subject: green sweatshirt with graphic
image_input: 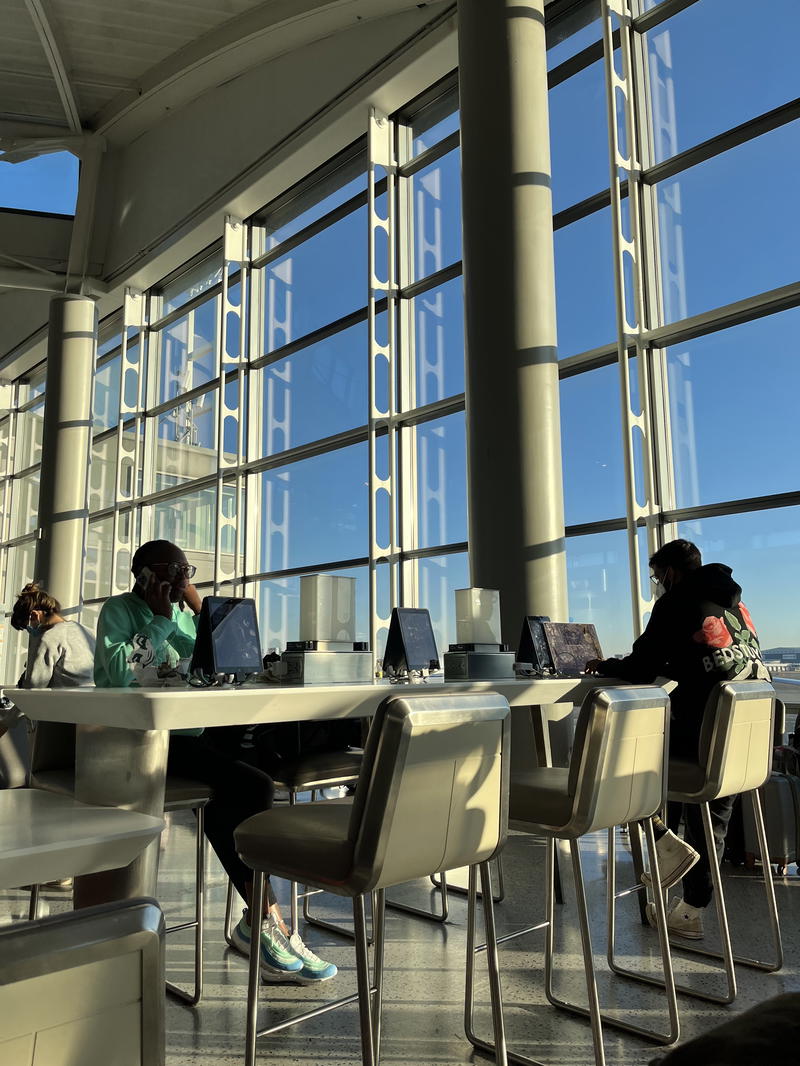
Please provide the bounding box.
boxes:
[94,591,202,735]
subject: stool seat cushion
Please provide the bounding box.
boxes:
[273,750,363,790]
[163,778,213,811]
[236,798,355,893]
[509,768,572,832]
[667,759,707,800]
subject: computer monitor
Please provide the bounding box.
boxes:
[190,597,263,681]
[382,607,440,676]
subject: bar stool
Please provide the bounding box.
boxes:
[609,678,781,1005]
[466,685,676,1066]
[223,746,364,943]
[234,690,512,1066]
[0,898,164,1066]
[25,720,212,1006]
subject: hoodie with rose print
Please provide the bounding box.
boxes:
[593,563,770,751]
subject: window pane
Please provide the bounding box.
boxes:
[411,148,462,283]
[555,207,615,358]
[94,355,121,432]
[11,472,39,538]
[411,108,459,158]
[85,518,113,601]
[549,58,608,213]
[256,565,369,652]
[262,207,367,354]
[18,369,46,406]
[547,4,601,69]
[153,391,218,490]
[89,437,118,512]
[263,161,367,252]
[416,413,467,550]
[407,275,465,407]
[152,488,217,582]
[16,403,45,469]
[7,540,36,603]
[646,0,800,163]
[657,121,800,322]
[256,444,368,573]
[417,551,469,658]
[668,309,800,509]
[159,257,223,319]
[560,364,625,525]
[154,299,218,405]
[0,152,79,214]
[566,529,634,656]
[258,322,367,456]
[0,417,10,474]
[678,508,800,653]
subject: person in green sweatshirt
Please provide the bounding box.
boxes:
[94,538,337,984]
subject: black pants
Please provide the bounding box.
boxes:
[667,717,735,909]
[167,731,276,906]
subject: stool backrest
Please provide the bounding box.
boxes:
[698,680,775,799]
[566,686,670,836]
[0,898,164,1066]
[347,692,510,893]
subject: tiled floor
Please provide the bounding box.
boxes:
[2,810,798,1065]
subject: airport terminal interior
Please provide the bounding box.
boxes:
[1,0,799,1063]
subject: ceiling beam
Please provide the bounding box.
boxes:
[24,0,82,134]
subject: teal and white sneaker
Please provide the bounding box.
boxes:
[288,931,338,983]
[230,912,304,982]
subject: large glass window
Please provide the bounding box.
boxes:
[555,207,616,358]
[566,530,634,657]
[646,0,800,163]
[656,121,800,322]
[560,364,626,526]
[255,443,368,574]
[667,308,800,509]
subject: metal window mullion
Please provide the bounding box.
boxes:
[368,108,399,670]
[214,217,247,593]
[139,293,157,544]
[396,119,420,610]
[107,289,143,594]
[633,6,679,547]
[602,0,659,637]
[244,233,264,599]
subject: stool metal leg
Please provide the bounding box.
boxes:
[385,869,449,923]
[354,892,376,1066]
[464,861,522,1066]
[288,790,300,934]
[245,869,267,1066]
[224,877,236,946]
[166,805,206,1006]
[28,883,41,920]
[626,820,650,925]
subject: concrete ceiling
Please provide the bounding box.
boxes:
[0,0,455,374]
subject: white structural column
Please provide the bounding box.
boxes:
[458,0,567,640]
[35,295,96,608]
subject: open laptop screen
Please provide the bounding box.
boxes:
[541,622,603,676]
[191,597,262,677]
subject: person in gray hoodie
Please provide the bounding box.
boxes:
[586,539,770,939]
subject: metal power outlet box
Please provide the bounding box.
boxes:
[281,651,373,685]
[443,651,517,681]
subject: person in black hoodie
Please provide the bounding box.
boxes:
[585,539,770,939]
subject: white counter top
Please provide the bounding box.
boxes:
[6,676,600,731]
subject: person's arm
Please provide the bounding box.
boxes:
[585,598,671,682]
[21,631,60,689]
[165,584,201,659]
[94,597,177,687]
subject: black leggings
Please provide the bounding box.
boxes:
[167,731,276,906]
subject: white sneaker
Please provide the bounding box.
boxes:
[641,829,700,891]
[288,931,338,983]
[646,897,705,940]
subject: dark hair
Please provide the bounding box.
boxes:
[131,540,179,575]
[649,539,702,573]
[11,582,61,631]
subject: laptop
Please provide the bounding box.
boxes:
[518,617,603,678]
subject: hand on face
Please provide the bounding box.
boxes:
[143,572,174,620]
[181,583,202,615]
